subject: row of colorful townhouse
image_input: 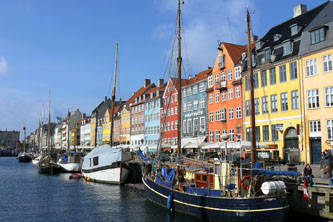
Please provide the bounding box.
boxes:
[29,2,333,164]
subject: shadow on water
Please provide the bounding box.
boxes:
[0,157,330,222]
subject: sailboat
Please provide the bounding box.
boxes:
[38,90,62,174]
[18,125,32,162]
[142,2,289,221]
[81,44,130,184]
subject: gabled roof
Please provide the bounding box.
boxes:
[144,83,167,102]
[223,43,247,65]
[183,68,212,87]
[125,83,155,106]
[258,2,328,50]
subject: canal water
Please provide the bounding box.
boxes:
[0,157,327,222]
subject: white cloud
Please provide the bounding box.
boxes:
[0,56,9,76]
[152,0,257,73]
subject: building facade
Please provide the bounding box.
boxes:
[208,42,246,145]
[182,69,211,146]
[0,130,20,148]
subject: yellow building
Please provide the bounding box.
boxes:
[90,117,96,146]
[120,106,131,144]
[240,3,330,162]
[298,2,333,163]
[102,108,111,144]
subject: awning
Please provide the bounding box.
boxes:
[181,136,206,149]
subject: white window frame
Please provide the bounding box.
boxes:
[236,107,242,119]
[208,75,213,88]
[235,66,241,80]
[215,92,220,103]
[307,89,320,109]
[306,58,317,77]
[323,54,333,73]
[228,88,233,100]
[235,86,241,98]
[325,86,333,107]
[228,70,233,81]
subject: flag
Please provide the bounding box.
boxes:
[303,179,310,203]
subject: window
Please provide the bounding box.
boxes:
[253,73,259,89]
[174,93,178,102]
[327,120,333,140]
[221,72,226,81]
[326,87,333,107]
[229,129,234,142]
[311,28,325,44]
[215,92,220,103]
[271,94,278,113]
[199,98,205,109]
[280,92,288,111]
[228,70,233,81]
[246,128,251,142]
[221,91,226,101]
[216,130,220,142]
[200,117,205,132]
[290,24,298,36]
[236,107,242,119]
[262,96,268,114]
[187,102,192,112]
[209,112,213,122]
[209,94,213,104]
[261,70,267,87]
[245,76,250,91]
[291,90,299,110]
[215,110,221,121]
[270,68,276,85]
[254,98,260,115]
[199,82,205,92]
[193,118,198,134]
[175,107,178,114]
[183,120,186,133]
[193,85,198,94]
[221,108,226,121]
[246,100,251,117]
[271,125,279,141]
[187,87,192,97]
[235,86,241,98]
[208,75,213,88]
[309,120,321,133]
[236,134,241,142]
[229,108,234,120]
[167,122,170,131]
[307,89,320,109]
[283,41,291,55]
[323,54,333,72]
[279,65,287,82]
[222,129,227,135]
[290,61,297,80]
[209,131,214,143]
[187,119,192,133]
[193,100,198,110]
[214,74,219,84]
[175,120,178,129]
[306,58,317,77]
[255,126,260,142]
[171,121,174,130]
[183,103,187,112]
[263,125,269,142]
[235,66,241,80]
[228,88,233,100]
[171,108,174,115]
[93,156,99,166]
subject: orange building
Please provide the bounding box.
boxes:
[207,42,246,144]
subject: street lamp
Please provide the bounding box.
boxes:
[222,134,229,161]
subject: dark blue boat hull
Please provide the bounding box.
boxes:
[143,176,288,222]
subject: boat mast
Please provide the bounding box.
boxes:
[246,9,257,163]
[67,109,70,150]
[176,0,182,156]
[48,90,51,163]
[23,125,26,153]
[110,43,118,147]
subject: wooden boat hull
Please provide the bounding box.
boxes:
[142,176,289,222]
[38,163,62,175]
[18,155,32,162]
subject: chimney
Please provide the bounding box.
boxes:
[157,79,164,87]
[208,66,212,69]
[293,4,307,18]
[144,79,151,87]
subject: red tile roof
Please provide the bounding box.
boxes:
[183,68,212,87]
[124,83,155,106]
[222,42,247,65]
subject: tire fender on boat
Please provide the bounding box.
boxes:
[241,175,251,190]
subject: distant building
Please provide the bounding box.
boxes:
[0,130,20,148]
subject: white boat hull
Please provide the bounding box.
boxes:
[58,163,81,172]
[32,159,40,166]
[82,166,128,184]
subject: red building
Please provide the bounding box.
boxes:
[161,78,188,148]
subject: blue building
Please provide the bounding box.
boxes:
[144,80,165,152]
[181,69,212,148]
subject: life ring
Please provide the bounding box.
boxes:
[241,176,251,190]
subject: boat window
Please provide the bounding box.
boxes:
[89,158,92,167]
[196,174,201,181]
[93,156,99,166]
[203,175,207,181]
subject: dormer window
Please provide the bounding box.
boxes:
[311,27,326,44]
[283,41,292,56]
[255,40,262,50]
[217,54,225,69]
[273,34,282,42]
[290,24,299,36]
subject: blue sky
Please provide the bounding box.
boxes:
[0,0,324,136]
